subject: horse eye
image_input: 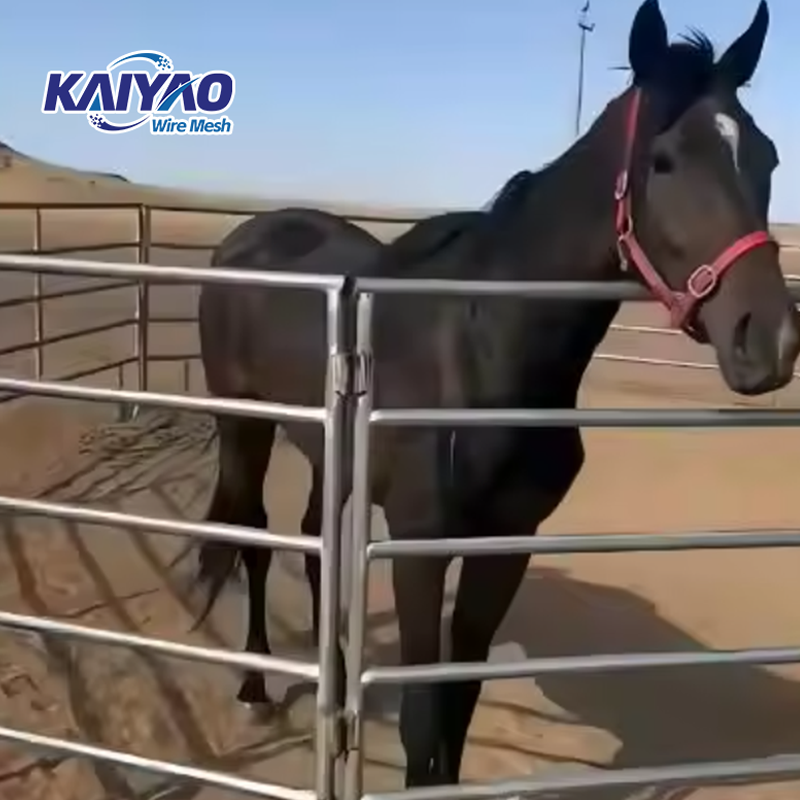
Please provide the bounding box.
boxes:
[652,153,674,174]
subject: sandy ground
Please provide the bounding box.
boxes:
[0,154,800,799]
[3,394,800,800]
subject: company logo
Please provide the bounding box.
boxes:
[42,50,235,136]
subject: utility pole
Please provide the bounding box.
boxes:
[575,1,595,138]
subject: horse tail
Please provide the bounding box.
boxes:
[191,541,243,629]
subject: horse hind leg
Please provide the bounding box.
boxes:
[301,463,346,717]
[197,414,277,710]
[301,464,324,639]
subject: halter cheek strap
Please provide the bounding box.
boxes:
[613,88,777,340]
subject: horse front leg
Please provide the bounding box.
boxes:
[392,553,449,787]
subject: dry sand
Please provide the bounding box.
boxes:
[0,143,798,799]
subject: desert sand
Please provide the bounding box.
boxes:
[0,142,799,800]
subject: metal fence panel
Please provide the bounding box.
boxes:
[342,285,800,800]
[0,250,349,800]
[3,206,800,798]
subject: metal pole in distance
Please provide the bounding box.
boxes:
[343,292,374,800]
[32,207,44,379]
[574,1,595,138]
[315,285,350,800]
[136,205,151,392]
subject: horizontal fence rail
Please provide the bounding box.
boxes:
[0,610,319,679]
[0,279,133,310]
[361,644,800,686]
[366,527,800,558]
[354,275,800,298]
[0,373,326,421]
[24,241,140,257]
[362,755,800,800]
[369,407,800,427]
[0,317,132,360]
[0,725,316,800]
[0,493,322,553]
[0,252,346,289]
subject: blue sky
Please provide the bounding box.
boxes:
[3,0,800,219]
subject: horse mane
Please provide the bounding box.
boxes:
[380,170,540,274]
[609,28,718,103]
[486,170,536,218]
[661,29,718,93]
[379,210,481,275]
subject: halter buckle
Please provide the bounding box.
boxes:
[615,235,629,272]
[614,171,629,200]
[686,264,718,299]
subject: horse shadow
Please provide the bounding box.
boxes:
[490,565,800,799]
[364,564,800,799]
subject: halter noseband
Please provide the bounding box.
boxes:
[614,88,776,341]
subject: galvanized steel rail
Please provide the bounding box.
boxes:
[362,755,800,800]
[0,725,317,800]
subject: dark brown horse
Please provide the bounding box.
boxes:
[194,0,799,788]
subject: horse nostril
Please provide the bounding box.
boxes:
[733,312,752,363]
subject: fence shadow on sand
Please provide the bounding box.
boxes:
[362,564,800,800]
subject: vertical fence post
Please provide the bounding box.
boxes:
[136,205,151,393]
[343,291,374,800]
[32,208,44,379]
[126,205,152,421]
[316,284,353,800]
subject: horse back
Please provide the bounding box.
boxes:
[211,206,380,274]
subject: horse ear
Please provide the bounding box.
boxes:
[629,0,668,81]
[716,1,769,88]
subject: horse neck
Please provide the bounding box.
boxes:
[499,95,627,283]
[478,97,631,407]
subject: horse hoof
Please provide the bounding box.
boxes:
[239,697,278,723]
[237,678,277,719]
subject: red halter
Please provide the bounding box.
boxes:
[614,88,777,340]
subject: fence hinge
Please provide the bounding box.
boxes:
[332,351,372,397]
[343,708,361,755]
[353,351,372,396]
